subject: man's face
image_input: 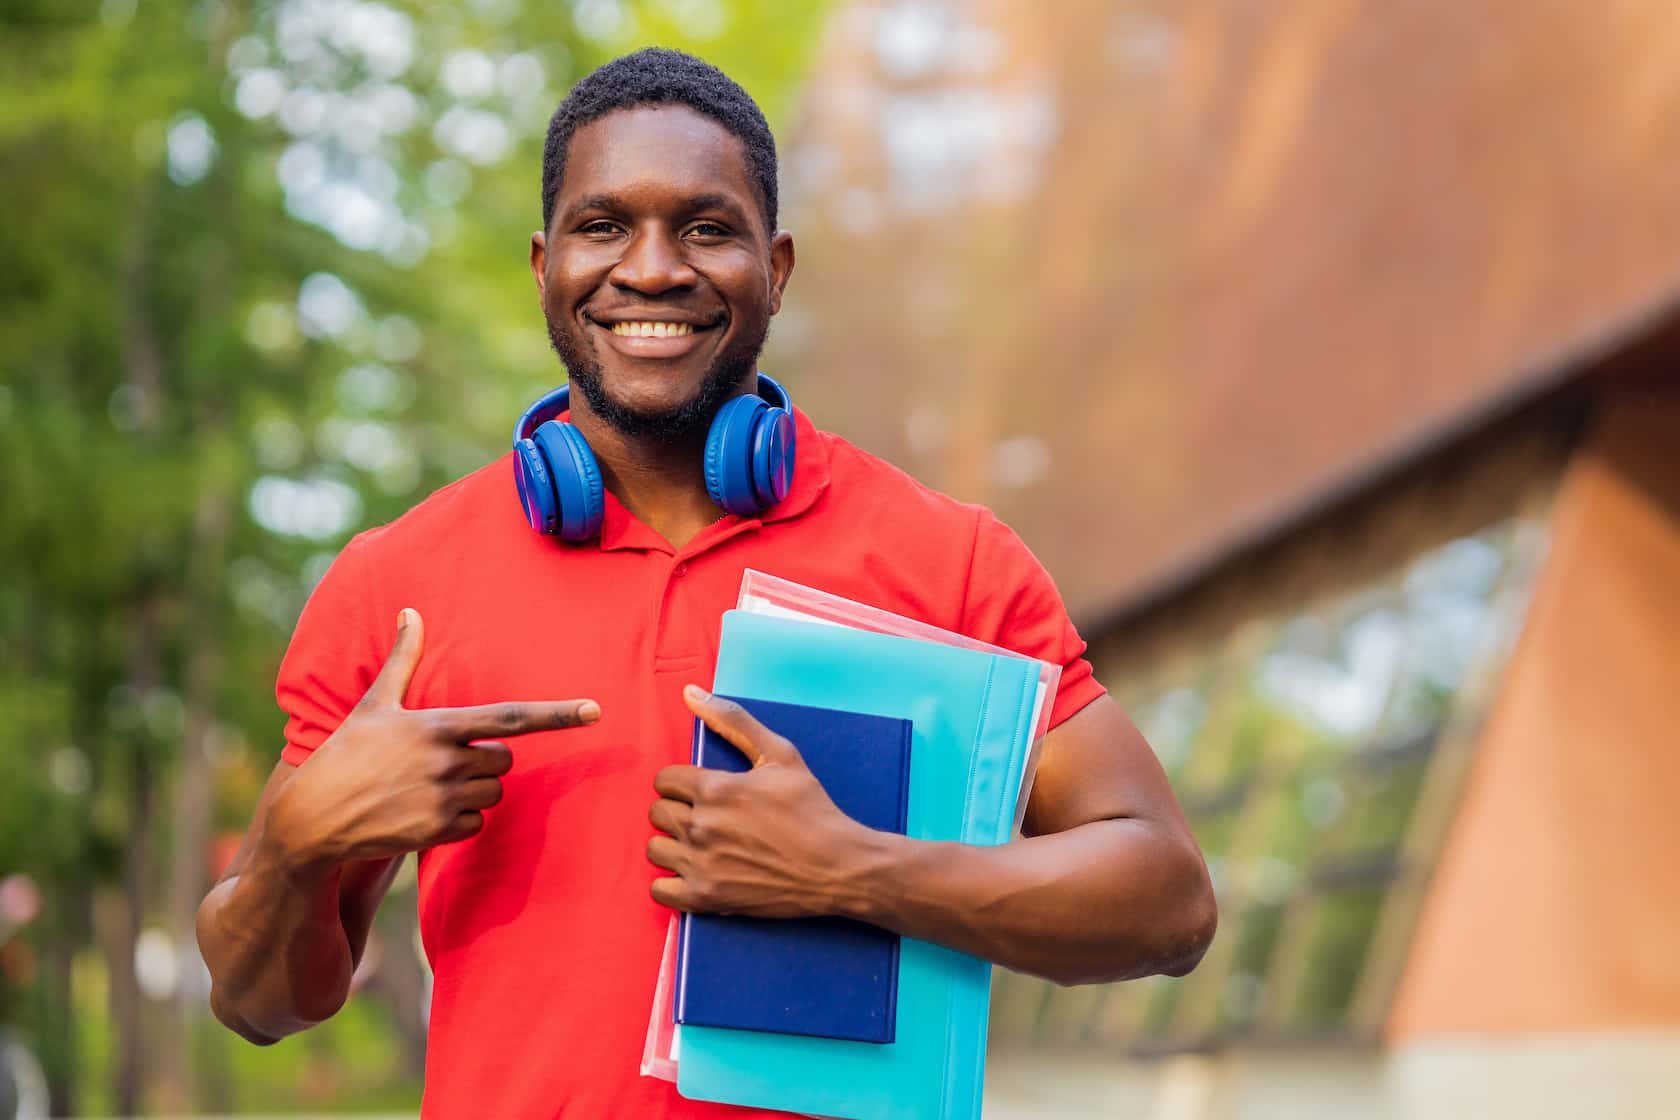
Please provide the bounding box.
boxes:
[531,105,794,441]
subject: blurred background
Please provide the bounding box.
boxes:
[2,0,1677,1117]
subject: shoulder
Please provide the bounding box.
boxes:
[813,427,989,538]
[353,454,515,561]
[811,427,1050,571]
[796,426,1059,632]
[806,428,1103,725]
[287,454,512,645]
[276,455,517,750]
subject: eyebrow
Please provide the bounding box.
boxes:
[563,191,753,226]
[682,193,751,225]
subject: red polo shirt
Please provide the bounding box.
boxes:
[276,407,1105,1118]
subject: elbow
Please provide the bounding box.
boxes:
[1162,889,1217,978]
[197,896,348,1045]
[1159,841,1218,977]
[207,976,347,1046]
[1054,835,1218,987]
[209,987,283,1046]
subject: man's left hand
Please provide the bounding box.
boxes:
[647,686,881,918]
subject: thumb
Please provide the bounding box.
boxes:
[684,686,797,768]
[366,608,425,709]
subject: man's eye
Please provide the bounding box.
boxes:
[578,220,620,236]
[687,222,730,239]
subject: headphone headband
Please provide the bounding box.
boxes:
[513,372,794,539]
[513,384,572,446]
[512,374,791,446]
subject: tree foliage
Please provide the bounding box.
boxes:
[0,0,830,1111]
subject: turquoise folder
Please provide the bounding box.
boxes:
[675,610,1041,1120]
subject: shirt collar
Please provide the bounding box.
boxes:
[592,404,830,554]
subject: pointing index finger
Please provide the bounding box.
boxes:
[430,699,601,741]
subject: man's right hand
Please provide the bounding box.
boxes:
[264,607,600,871]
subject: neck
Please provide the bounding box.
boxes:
[566,401,723,550]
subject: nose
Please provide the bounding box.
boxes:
[609,225,697,296]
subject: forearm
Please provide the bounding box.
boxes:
[196,837,357,1044]
[839,818,1216,986]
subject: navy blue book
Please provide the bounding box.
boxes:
[675,696,912,1044]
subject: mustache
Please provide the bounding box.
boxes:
[543,313,764,443]
[586,306,728,329]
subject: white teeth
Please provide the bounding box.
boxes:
[610,321,694,338]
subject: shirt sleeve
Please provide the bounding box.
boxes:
[959,508,1107,730]
[275,532,389,767]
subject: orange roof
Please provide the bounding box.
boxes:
[774,0,1680,620]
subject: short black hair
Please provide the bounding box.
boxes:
[541,47,779,234]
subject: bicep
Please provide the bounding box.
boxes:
[1022,694,1192,838]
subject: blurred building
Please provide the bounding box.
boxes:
[774,3,1680,1117]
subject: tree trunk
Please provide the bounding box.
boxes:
[109,179,165,1117]
[40,887,83,1117]
[103,591,157,1118]
[157,461,232,1112]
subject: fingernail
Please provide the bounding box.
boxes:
[578,700,601,722]
[397,608,415,630]
[684,684,710,703]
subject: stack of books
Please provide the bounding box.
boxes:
[641,572,1059,1120]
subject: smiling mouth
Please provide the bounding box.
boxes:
[609,320,696,338]
[590,315,719,359]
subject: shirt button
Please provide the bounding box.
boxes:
[674,563,689,578]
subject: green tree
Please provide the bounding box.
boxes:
[0,0,829,1111]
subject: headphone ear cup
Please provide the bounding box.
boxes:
[750,408,796,508]
[533,420,605,540]
[704,394,768,515]
[514,437,559,534]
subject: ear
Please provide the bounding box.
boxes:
[530,231,549,299]
[767,230,795,316]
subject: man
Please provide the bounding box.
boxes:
[198,48,1215,1118]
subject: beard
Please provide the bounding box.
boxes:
[546,313,766,442]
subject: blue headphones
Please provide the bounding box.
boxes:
[512,373,797,541]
